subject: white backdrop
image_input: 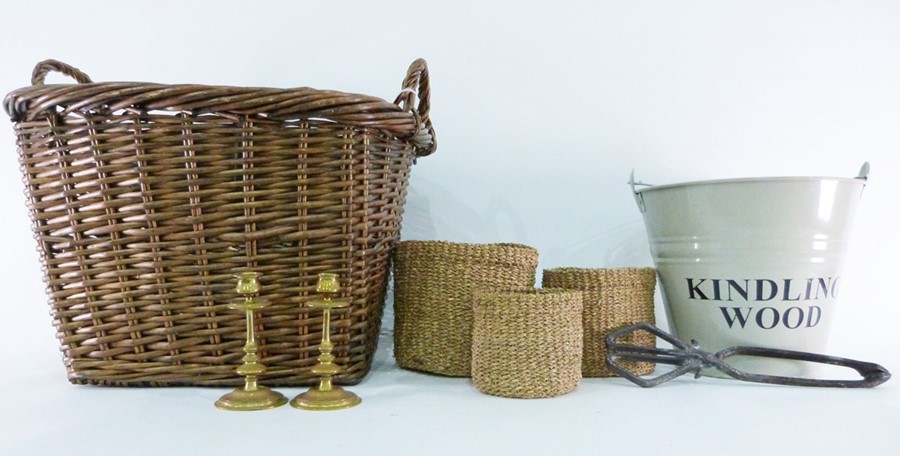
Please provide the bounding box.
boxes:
[1,1,898,454]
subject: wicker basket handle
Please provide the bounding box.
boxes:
[395,59,436,157]
[31,59,93,85]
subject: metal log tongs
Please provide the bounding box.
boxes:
[606,323,891,388]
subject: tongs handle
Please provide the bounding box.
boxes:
[714,346,891,388]
[606,323,891,388]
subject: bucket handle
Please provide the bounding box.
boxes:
[630,162,872,213]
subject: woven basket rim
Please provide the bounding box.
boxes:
[544,266,655,273]
[474,288,582,300]
[543,266,655,274]
[6,82,412,123]
[398,240,538,254]
[6,58,437,157]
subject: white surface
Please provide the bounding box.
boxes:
[7,325,900,456]
[1,1,898,454]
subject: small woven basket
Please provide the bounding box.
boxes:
[471,289,583,399]
[392,241,539,376]
[5,59,436,386]
[542,267,657,377]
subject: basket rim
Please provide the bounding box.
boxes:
[397,240,538,252]
[474,287,583,300]
[543,266,656,275]
[5,81,419,136]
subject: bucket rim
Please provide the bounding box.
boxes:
[634,175,867,194]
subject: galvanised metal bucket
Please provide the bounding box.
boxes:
[631,164,869,376]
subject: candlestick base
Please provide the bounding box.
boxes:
[290,385,361,411]
[215,386,289,411]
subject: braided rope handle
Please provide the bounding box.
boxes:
[32,59,93,85]
[395,59,430,122]
[395,59,436,157]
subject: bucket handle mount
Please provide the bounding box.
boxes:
[629,170,651,213]
[856,161,871,181]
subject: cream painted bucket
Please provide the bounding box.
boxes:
[632,164,869,376]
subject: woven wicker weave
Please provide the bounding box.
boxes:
[542,267,656,377]
[471,289,583,398]
[392,241,539,376]
[4,59,436,386]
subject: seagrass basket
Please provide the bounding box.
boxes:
[4,58,436,386]
[392,241,539,376]
[471,289,583,398]
[542,267,656,377]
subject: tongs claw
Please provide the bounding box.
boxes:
[606,322,891,388]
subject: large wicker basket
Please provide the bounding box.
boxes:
[4,59,436,386]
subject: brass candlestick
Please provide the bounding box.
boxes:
[215,272,288,411]
[291,272,362,411]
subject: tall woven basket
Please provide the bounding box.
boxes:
[4,59,436,386]
[542,267,656,377]
[393,241,539,376]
